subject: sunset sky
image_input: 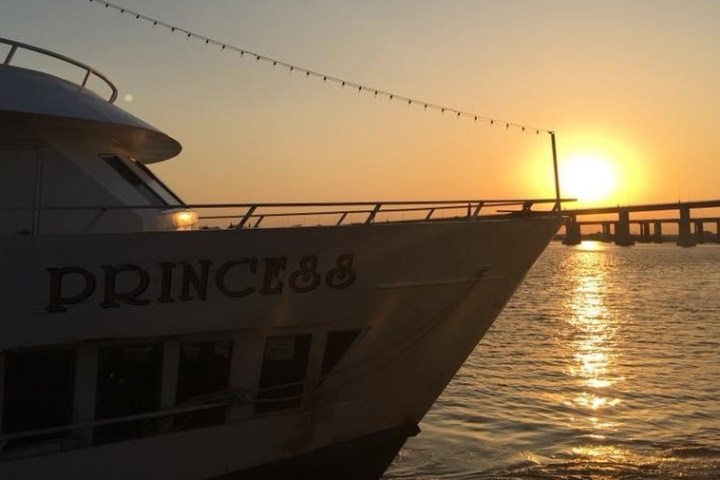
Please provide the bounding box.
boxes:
[3,0,719,208]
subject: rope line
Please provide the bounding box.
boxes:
[85,0,551,135]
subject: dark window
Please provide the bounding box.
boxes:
[321,329,361,377]
[94,343,163,444]
[101,155,168,205]
[174,340,232,430]
[255,335,311,414]
[133,160,184,205]
[2,349,75,449]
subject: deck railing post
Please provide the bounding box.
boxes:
[550,131,562,211]
[81,69,91,87]
[4,45,17,65]
[366,203,382,224]
[472,202,484,217]
[237,205,257,228]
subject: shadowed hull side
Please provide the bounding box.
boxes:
[213,424,420,480]
[0,217,562,480]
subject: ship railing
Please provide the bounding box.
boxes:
[0,381,311,458]
[0,198,569,234]
[0,385,310,445]
[0,37,118,103]
[0,402,228,447]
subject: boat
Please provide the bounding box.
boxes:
[0,37,563,479]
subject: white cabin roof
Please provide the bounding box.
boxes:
[0,39,181,163]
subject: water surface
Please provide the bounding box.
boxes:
[386,242,720,479]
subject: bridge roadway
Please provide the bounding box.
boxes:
[561,199,720,247]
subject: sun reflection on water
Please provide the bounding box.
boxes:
[571,444,629,460]
[564,242,625,450]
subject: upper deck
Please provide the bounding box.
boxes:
[0,38,180,163]
[0,38,568,237]
[2,37,118,103]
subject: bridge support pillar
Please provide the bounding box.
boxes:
[614,209,634,246]
[653,221,663,243]
[694,221,706,244]
[563,215,581,245]
[601,222,612,242]
[638,222,652,243]
[677,206,696,247]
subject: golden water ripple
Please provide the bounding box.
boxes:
[386,242,720,479]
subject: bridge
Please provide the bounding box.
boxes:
[561,200,720,247]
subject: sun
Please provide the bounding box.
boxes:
[561,154,617,204]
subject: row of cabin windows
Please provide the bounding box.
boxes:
[1,330,360,452]
[1,341,232,449]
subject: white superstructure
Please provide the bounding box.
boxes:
[0,38,563,480]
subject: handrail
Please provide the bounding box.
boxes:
[0,401,229,444]
[0,378,312,445]
[0,38,118,103]
[200,204,502,222]
[0,198,572,233]
[0,198,570,212]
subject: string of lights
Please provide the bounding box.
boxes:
[85,0,552,136]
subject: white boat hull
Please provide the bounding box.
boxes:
[0,216,561,479]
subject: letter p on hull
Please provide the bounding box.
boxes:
[46,267,97,313]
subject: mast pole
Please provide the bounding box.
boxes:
[549,130,561,211]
